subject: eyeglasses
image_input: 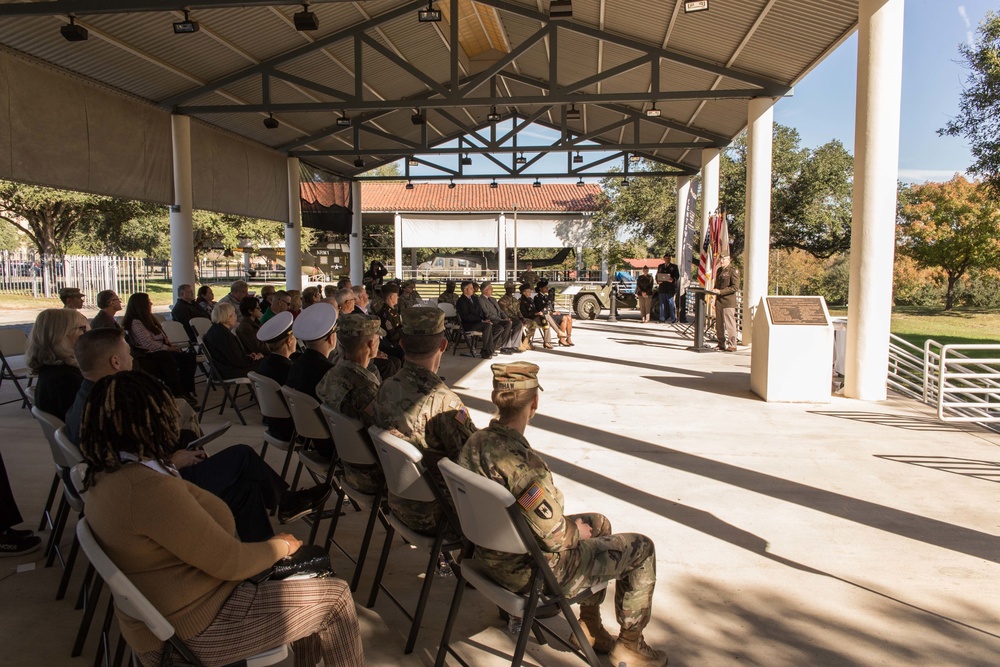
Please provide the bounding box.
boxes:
[279,299,292,306]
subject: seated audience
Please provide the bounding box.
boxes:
[351,285,370,314]
[498,280,530,351]
[376,284,404,360]
[335,287,358,315]
[456,280,504,359]
[91,290,122,330]
[285,304,338,459]
[459,362,665,667]
[255,313,296,441]
[337,276,352,290]
[123,292,197,404]
[26,308,87,420]
[260,290,290,324]
[218,280,249,323]
[258,285,275,312]
[477,281,519,354]
[59,286,84,310]
[203,303,262,380]
[171,284,209,341]
[302,286,321,309]
[519,283,550,349]
[0,450,41,555]
[68,330,330,541]
[286,290,302,319]
[399,280,421,310]
[78,371,361,667]
[235,296,269,357]
[535,279,573,346]
[437,280,458,306]
[196,285,216,315]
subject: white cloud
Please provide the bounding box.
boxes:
[897,168,967,183]
[958,6,975,48]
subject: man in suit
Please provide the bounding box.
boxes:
[456,280,503,359]
[171,283,210,341]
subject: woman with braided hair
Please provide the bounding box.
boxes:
[80,371,365,667]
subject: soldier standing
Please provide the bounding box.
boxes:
[519,262,539,290]
[458,362,667,667]
[373,307,477,535]
[712,254,740,351]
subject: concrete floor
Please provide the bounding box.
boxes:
[2,315,1000,666]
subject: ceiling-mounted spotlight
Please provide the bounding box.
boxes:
[448,180,456,189]
[646,103,661,118]
[354,157,365,168]
[629,153,642,162]
[417,0,442,22]
[460,154,472,166]
[173,10,199,34]
[408,157,419,166]
[489,179,498,189]
[573,152,583,164]
[576,178,585,187]
[411,111,425,125]
[60,16,88,42]
[621,178,630,187]
[565,105,581,121]
[532,179,542,188]
[683,0,709,13]
[336,113,352,127]
[263,113,279,129]
[487,106,502,122]
[516,152,527,165]
[294,3,320,31]
[405,181,414,190]
[549,0,573,19]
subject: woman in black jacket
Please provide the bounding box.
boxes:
[202,303,262,380]
[25,308,87,420]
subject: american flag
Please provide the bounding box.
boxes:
[697,235,713,287]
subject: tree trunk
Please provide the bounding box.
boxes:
[945,272,959,310]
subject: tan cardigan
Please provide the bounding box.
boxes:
[85,464,285,652]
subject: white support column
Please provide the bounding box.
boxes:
[700,148,720,244]
[845,0,905,401]
[498,213,507,281]
[393,213,403,280]
[576,245,583,277]
[743,97,775,346]
[285,158,302,291]
[675,176,691,285]
[169,115,195,295]
[350,180,363,285]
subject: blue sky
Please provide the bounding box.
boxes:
[407,1,990,185]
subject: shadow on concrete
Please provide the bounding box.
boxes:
[532,349,709,378]
[875,455,1000,483]
[607,337,691,350]
[455,394,1000,564]
[575,322,689,342]
[644,372,758,401]
[810,411,962,432]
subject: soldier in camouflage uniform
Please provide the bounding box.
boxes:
[399,279,422,311]
[436,280,459,306]
[496,280,527,351]
[458,362,667,667]
[376,283,404,360]
[374,307,477,535]
[316,313,384,495]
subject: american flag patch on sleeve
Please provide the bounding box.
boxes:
[455,407,468,424]
[517,482,543,511]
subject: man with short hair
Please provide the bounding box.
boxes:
[376,284,404,360]
[477,281,518,354]
[335,287,358,315]
[352,285,370,314]
[337,276,352,290]
[171,283,210,341]
[399,279,421,311]
[654,254,679,324]
[286,303,339,458]
[219,279,250,322]
[255,312,297,440]
[436,280,458,306]
[59,287,84,310]
[519,263,538,290]
[456,280,503,359]
[259,289,290,324]
[91,290,121,330]
[374,307,477,534]
[712,255,740,351]
[317,314,384,494]
[324,284,338,300]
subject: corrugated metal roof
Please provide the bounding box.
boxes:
[0,0,860,177]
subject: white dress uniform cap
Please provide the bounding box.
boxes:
[292,302,339,341]
[256,311,294,343]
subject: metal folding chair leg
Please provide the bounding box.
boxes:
[56,533,81,600]
[45,494,69,568]
[38,473,59,531]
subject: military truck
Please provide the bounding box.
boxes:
[569,272,639,319]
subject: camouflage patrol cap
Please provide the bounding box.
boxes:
[503,280,516,290]
[401,306,445,335]
[402,279,417,289]
[491,362,543,391]
[338,313,385,337]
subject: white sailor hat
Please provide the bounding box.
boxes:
[256,311,294,344]
[292,302,338,342]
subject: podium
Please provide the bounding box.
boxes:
[750,296,833,402]
[685,287,715,353]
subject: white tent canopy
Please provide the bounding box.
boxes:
[398,213,591,249]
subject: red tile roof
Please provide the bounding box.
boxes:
[357,182,602,212]
[624,258,665,269]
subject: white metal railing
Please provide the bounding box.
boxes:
[887,333,927,401]
[924,341,1000,423]
[0,251,146,305]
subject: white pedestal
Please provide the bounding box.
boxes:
[750,296,834,403]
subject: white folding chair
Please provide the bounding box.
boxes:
[0,328,33,407]
[280,386,335,544]
[29,407,73,570]
[190,318,212,339]
[437,302,481,356]
[197,344,252,425]
[75,518,289,667]
[247,372,296,479]
[434,459,606,667]
[159,320,190,349]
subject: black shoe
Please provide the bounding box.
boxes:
[501,348,514,355]
[1,527,34,540]
[0,530,42,558]
[278,484,333,524]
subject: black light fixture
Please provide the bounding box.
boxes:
[646,103,661,118]
[60,16,88,42]
[263,113,279,129]
[490,179,499,189]
[411,111,425,125]
[629,153,642,162]
[294,3,320,31]
[405,181,414,190]
[549,0,573,19]
[621,178,630,187]
[532,178,542,188]
[487,106,501,122]
[516,152,526,165]
[354,157,365,168]
[683,0,709,13]
[573,152,583,164]
[408,156,419,166]
[576,178,585,187]
[566,105,581,121]
[336,113,352,127]
[417,0,442,22]
[173,10,199,34]
[460,154,472,166]
[448,180,456,189]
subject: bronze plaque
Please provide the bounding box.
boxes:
[766,297,829,326]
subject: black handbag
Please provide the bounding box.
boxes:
[248,544,334,585]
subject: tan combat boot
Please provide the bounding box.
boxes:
[518,337,533,352]
[569,605,615,654]
[607,628,668,667]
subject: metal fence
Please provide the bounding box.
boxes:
[0,251,145,305]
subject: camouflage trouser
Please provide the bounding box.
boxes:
[556,513,656,633]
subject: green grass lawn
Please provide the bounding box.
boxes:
[829,305,1000,358]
